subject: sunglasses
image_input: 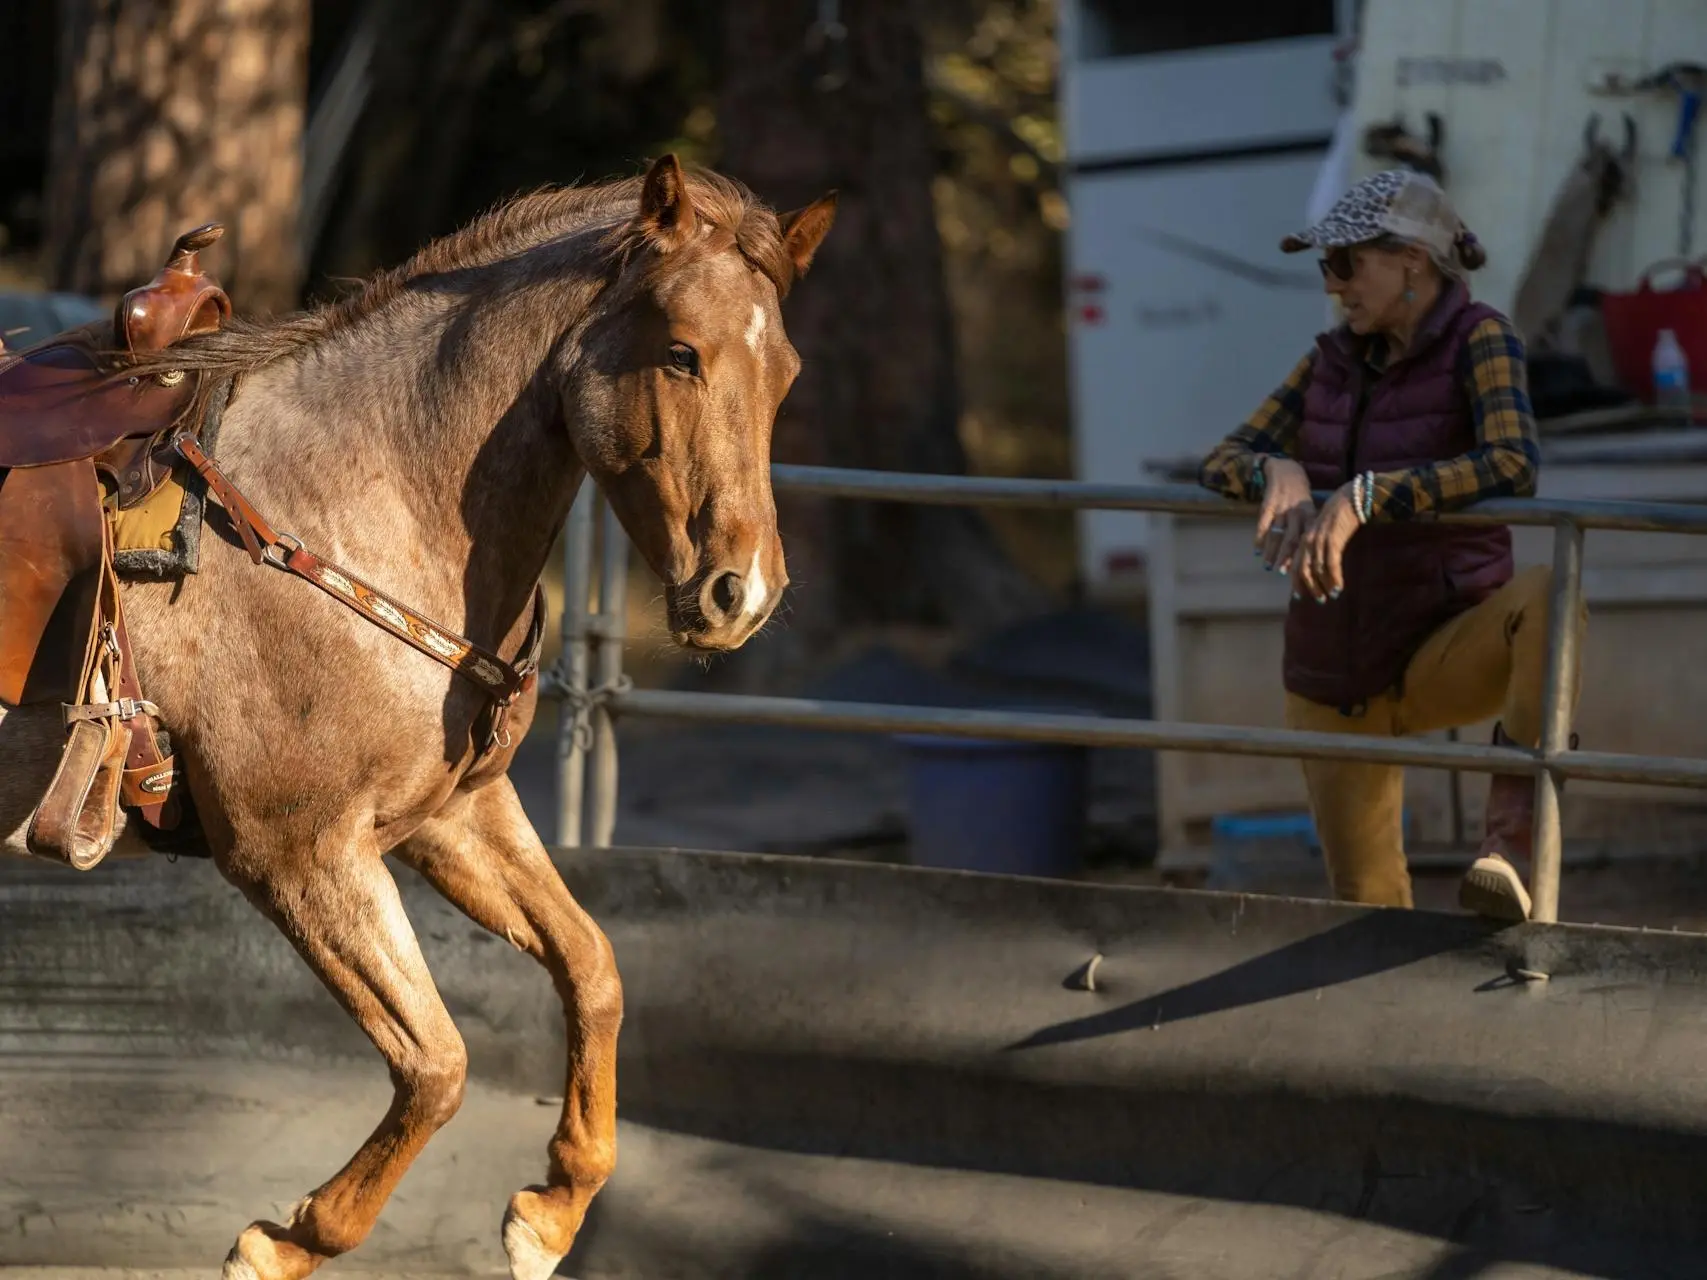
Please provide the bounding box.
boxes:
[1318,247,1356,281]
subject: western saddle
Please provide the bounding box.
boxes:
[1,225,545,873]
[0,225,231,870]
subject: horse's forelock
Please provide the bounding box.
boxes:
[732,206,798,299]
[614,172,797,299]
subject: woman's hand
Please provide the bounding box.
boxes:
[1253,457,1314,574]
[1295,483,1363,603]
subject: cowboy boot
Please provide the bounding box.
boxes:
[1459,722,1578,922]
[1459,722,1537,921]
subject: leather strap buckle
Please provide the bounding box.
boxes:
[262,532,303,570]
[63,697,161,727]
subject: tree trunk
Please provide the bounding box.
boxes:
[716,0,1044,653]
[46,0,310,313]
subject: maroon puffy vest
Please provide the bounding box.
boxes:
[1284,283,1514,708]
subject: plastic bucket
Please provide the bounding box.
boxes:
[895,734,1088,878]
[1206,811,1321,893]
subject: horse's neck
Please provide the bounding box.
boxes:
[215,297,580,645]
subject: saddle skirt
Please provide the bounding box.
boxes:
[0,221,540,872]
[0,223,231,869]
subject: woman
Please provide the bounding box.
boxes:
[1199,169,1584,922]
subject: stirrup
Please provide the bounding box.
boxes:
[27,710,127,872]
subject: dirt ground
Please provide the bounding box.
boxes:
[0,1057,1661,1280]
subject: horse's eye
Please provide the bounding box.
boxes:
[668,342,700,376]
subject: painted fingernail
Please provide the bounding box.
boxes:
[1330,588,1341,599]
[1278,566,1288,576]
[1291,590,1300,601]
[1315,595,1326,605]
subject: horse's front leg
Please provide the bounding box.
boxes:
[218,826,468,1280]
[397,777,621,1280]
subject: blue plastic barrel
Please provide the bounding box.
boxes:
[895,734,1088,877]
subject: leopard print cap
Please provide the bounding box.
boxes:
[1280,169,1462,259]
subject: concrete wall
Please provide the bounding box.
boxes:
[4,848,1707,1276]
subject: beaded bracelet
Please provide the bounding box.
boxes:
[1350,471,1376,525]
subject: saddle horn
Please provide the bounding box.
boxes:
[118,222,232,355]
[166,222,225,276]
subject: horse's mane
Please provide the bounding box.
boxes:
[128,166,797,377]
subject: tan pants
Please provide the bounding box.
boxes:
[1283,566,1587,908]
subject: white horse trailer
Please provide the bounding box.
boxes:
[1130,0,1707,871]
[1060,1,1355,598]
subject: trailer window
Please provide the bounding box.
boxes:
[1076,0,1337,60]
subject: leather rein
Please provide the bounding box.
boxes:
[173,432,545,750]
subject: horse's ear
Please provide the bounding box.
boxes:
[639,153,697,247]
[780,192,838,278]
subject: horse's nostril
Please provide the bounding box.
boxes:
[708,571,743,616]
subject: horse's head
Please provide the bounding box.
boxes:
[567,155,835,651]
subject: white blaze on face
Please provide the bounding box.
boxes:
[744,302,767,353]
[742,544,767,618]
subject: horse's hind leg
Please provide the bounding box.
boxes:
[219,831,468,1280]
[397,777,621,1280]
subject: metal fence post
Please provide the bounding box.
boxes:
[1530,519,1586,924]
[588,496,630,848]
[554,484,598,847]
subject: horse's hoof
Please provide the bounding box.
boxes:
[223,1221,319,1280]
[503,1189,566,1280]
[223,1249,263,1280]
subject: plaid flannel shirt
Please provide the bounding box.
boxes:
[1198,314,1539,520]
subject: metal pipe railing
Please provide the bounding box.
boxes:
[552,485,596,847]
[549,467,1707,923]
[610,689,1707,789]
[770,464,1707,534]
[587,497,629,849]
[1530,521,1586,924]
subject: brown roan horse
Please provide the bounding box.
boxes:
[0,155,835,1279]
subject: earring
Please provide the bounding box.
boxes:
[1403,270,1416,304]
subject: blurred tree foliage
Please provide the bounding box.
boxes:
[307,0,723,287]
[2,0,1072,623]
[927,0,1067,464]
[922,1,1072,591]
[309,0,1071,626]
[46,0,311,314]
[715,0,1050,656]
